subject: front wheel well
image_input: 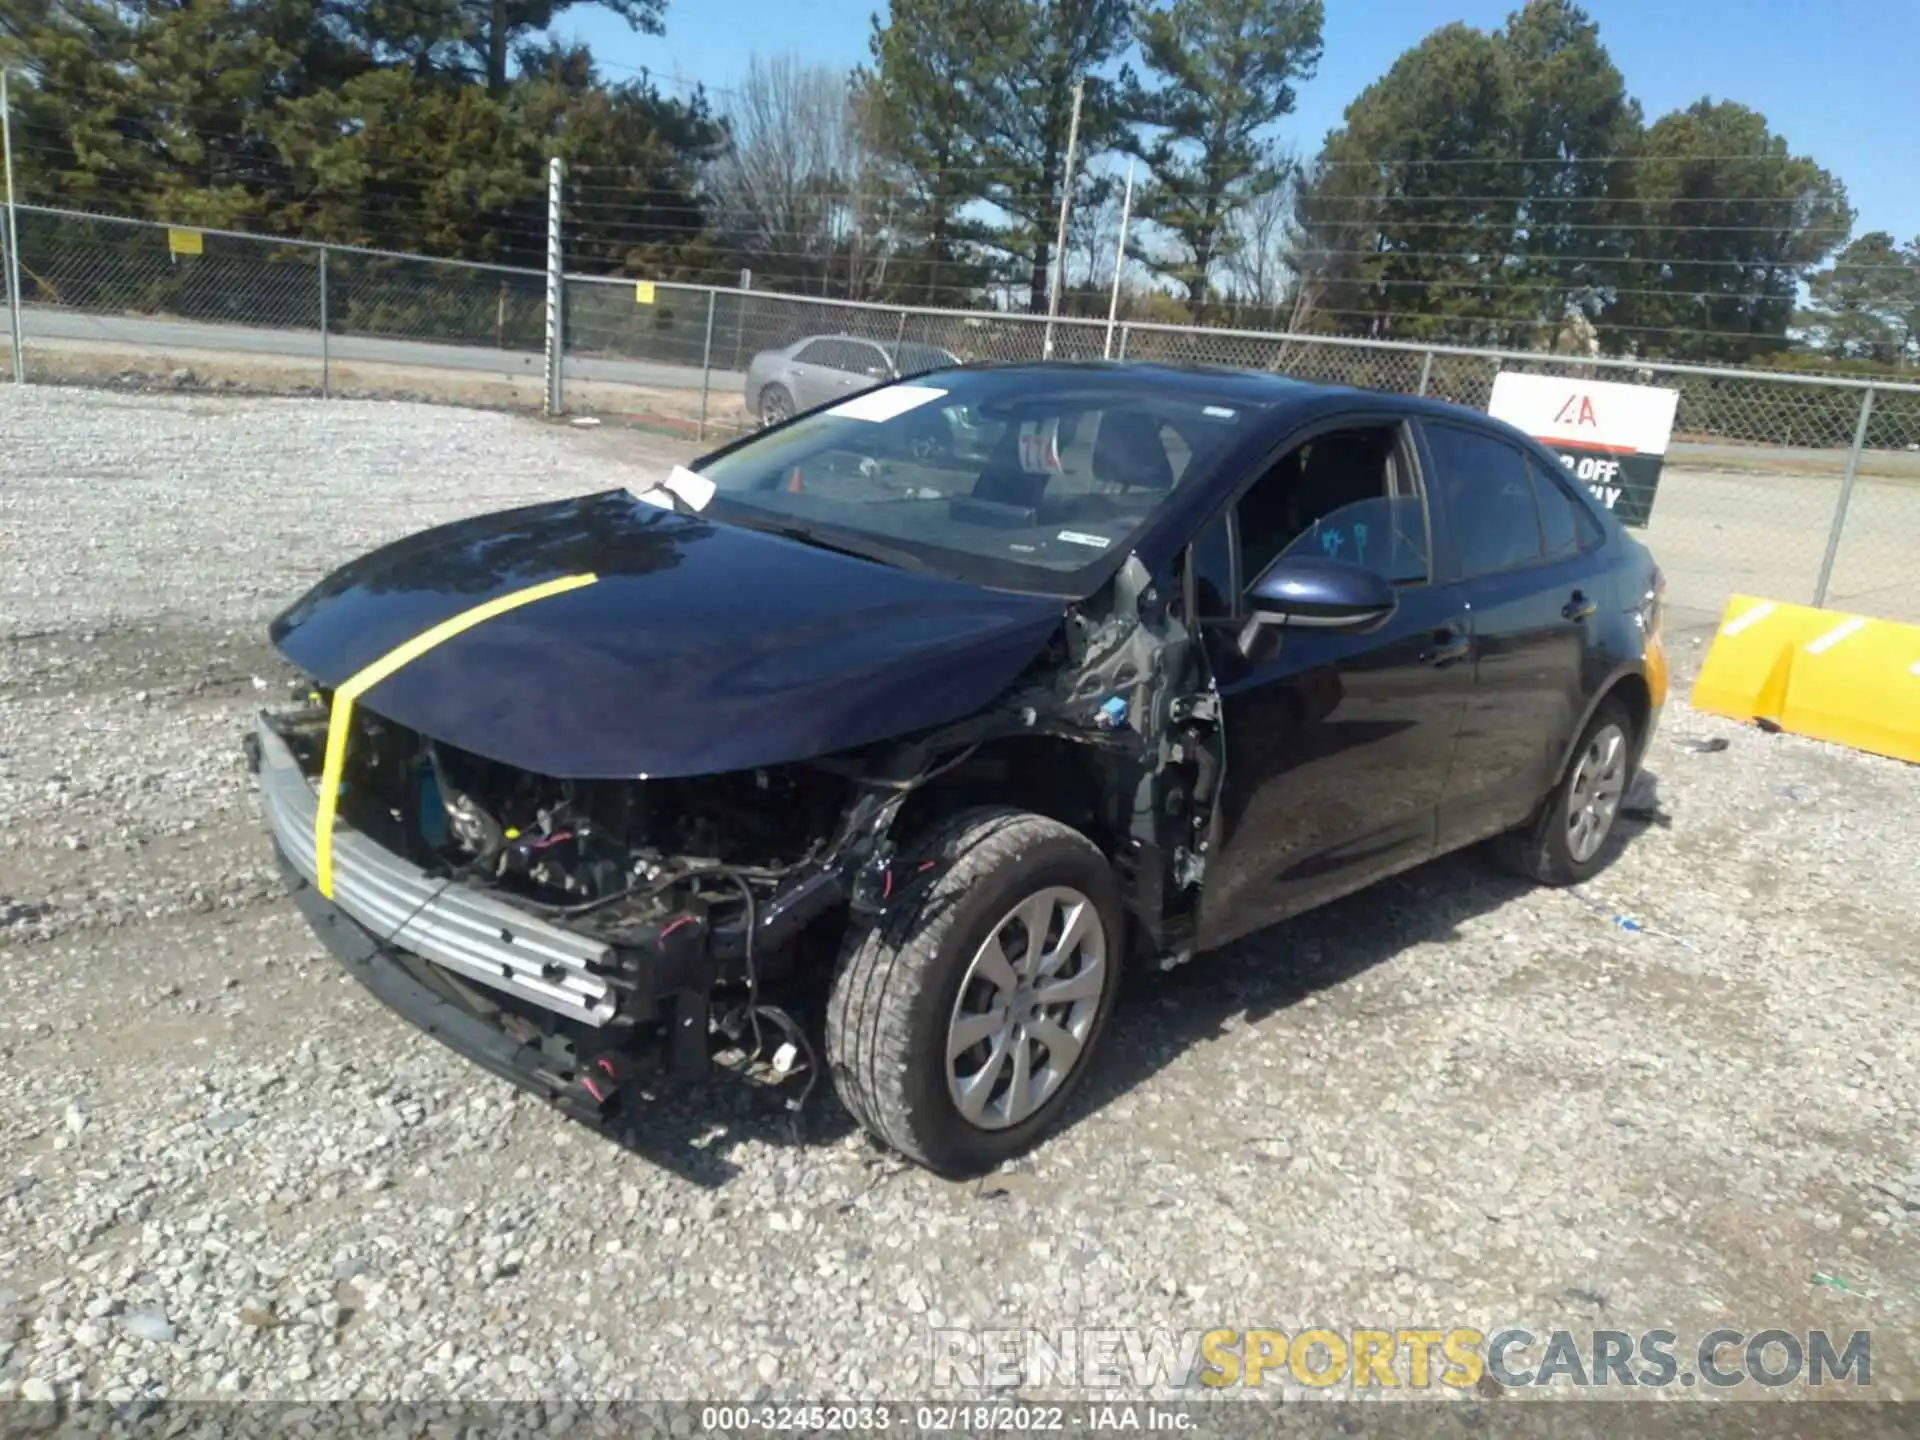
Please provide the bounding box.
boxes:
[891,736,1120,856]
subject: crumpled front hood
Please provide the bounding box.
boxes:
[269,489,1065,778]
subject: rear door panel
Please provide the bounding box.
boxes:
[788,342,840,409]
[1417,420,1598,850]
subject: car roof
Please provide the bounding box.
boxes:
[934,359,1501,424]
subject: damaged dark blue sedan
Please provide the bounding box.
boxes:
[249,362,1668,1176]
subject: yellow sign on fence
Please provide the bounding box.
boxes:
[167,228,204,258]
[634,280,656,305]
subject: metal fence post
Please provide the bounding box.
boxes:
[895,309,908,348]
[1813,385,1875,608]
[543,156,564,417]
[317,245,330,399]
[1416,349,1434,397]
[697,288,717,442]
[1117,323,1130,360]
[733,268,750,371]
[1,66,25,383]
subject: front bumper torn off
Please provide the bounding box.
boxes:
[269,845,613,1125]
[249,713,618,1026]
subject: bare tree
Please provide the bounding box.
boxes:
[707,52,897,298]
[1218,151,1299,325]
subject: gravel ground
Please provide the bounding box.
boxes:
[1,386,1916,1410]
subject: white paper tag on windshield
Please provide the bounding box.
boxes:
[633,464,715,512]
[1056,530,1109,549]
[826,384,948,422]
[1018,419,1063,474]
[666,465,715,508]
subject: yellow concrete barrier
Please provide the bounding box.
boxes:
[1691,595,1920,764]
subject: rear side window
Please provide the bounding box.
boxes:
[1528,458,1583,559]
[1425,423,1545,578]
[893,343,956,374]
[1534,456,1608,550]
[802,339,873,372]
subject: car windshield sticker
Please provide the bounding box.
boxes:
[633,464,715,512]
[1056,530,1110,549]
[1018,419,1064,474]
[826,384,949,422]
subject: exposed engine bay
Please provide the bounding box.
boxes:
[270,696,856,957]
[259,553,1226,1130]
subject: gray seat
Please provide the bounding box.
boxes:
[1091,412,1174,493]
[971,411,1176,518]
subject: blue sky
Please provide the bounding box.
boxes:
[561,0,1919,243]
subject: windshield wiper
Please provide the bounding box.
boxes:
[746,518,929,573]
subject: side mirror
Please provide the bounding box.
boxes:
[1246,554,1397,630]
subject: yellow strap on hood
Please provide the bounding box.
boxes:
[313,572,599,898]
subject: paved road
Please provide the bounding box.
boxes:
[8,303,1918,479]
[4,304,751,395]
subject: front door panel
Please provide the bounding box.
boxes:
[1195,584,1471,952]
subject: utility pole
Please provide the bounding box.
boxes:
[1104,160,1135,361]
[1042,77,1084,360]
[1,66,24,382]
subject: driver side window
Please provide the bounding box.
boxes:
[1187,422,1429,622]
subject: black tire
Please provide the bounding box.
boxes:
[1493,696,1637,886]
[757,383,795,427]
[826,807,1124,1177]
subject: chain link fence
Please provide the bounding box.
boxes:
[3,206,548,403]
[7,202,1919,629]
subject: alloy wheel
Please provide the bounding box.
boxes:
[945,886,1108,1131]
[1566,722,1628,863]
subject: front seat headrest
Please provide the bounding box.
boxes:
[1092,412,1175,491]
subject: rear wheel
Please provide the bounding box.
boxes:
[1493,697,1635,885]
[826,808,1123,1176]
[757,383,795,428]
